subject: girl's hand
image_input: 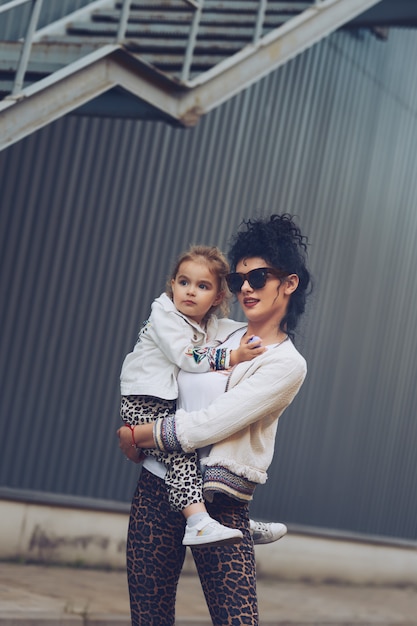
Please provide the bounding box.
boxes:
[117,426,145,463]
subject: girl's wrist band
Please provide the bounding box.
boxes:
[125,424,138,448]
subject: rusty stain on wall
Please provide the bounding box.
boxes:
[28,524,125,561]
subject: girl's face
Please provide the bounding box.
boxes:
[235,257,298,328]
[171,259,223,325]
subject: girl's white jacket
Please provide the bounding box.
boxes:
[120,293,245,399]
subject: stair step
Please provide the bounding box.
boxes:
[67,21,257,39]
[116,0,193,9]
[117,0,312,11]
[138,53,227,66]
[125,38,245,53]
[93,10,194,24]
[30,34,247,56]
[67,19,288,39]
[93,9,297,25]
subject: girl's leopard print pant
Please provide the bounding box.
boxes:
[120,395,203,511]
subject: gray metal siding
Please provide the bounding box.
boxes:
[0,0,94,39]
[1,27,417,540]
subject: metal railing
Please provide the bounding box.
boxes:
[0,0,45,94]
[0,0,207,91]
[0,0,140,94]
[0,0,305,91]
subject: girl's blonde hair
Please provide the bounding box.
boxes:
[166,245,230,319]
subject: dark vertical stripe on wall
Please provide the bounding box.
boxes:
[1,27,417,540]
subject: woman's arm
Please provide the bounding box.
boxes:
[159,350,306,452]
[119,347,306,454]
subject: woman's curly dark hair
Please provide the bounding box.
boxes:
[228,214,311,340]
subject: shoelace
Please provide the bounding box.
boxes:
[252,521,270,532]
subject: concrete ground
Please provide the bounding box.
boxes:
[0,560,417,626]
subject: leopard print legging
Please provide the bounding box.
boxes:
[127,469,259,626]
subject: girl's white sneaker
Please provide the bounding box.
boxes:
[183,519,243,547]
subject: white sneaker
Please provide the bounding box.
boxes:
[250,519,287,545]
[183,518,243,547]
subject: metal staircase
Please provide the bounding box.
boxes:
[0,0,382,151]
[63,1,315,80]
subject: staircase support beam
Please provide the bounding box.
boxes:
[0,49,190,151]
[0,47,119,150]
[106,57,184,121]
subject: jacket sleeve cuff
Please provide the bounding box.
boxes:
[153,415,182,452]
[206,347,231,370]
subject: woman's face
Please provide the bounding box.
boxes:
[235,257,297,327]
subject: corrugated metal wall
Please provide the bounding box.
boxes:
[1,26,417,541]
[0,0,93,39]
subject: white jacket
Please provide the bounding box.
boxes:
[120,293,245,399]
[155,335,307,500]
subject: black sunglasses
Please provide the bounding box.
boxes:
[226,267,286,294]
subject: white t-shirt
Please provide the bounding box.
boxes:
[142,329,246,477]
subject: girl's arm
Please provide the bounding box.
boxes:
[149,299,225,371]
[118,423,154,458]
[150,299,260,371]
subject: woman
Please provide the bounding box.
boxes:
[118,213,311,625]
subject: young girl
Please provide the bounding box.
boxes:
[120,245,265,546]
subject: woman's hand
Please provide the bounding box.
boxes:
[117,426,145,463]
